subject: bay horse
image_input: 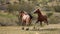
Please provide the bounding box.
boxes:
[34,9,48,26]
[19,10,32,26]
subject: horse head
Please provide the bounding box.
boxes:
[34,9,42,15]
[34,9,40,13]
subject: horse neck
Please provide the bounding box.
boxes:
[38,12,43,17]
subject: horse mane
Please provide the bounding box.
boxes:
[37,9,42,15]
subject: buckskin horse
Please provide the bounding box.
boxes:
[19,10,32,26]
[34,9,48,26]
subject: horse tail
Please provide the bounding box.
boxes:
[28,13,33,19]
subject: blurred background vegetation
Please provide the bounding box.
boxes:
[0,0,60,26]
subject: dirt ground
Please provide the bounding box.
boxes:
[0,24,60,34]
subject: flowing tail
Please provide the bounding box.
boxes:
[28,13,33,19]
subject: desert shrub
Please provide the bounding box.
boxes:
[48,0,55,2]
[7,4,19,13]
[18,1,36,13]
[49,16,60,24]
[0,17,18,26]
[42,5,51,11]
[46,12,53,17]
[53,6,60,12]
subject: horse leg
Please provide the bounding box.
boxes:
[26,19,29,26]
[44,20,48,25]
[22,21,24,26]
[44,16,48,25]
[22,19,25,26]
[46,20,48,25]
[29,19,31,26]
[21,19,23,26]
[22,21,25,26]
[40,21,42,26]
[26,22,29,26]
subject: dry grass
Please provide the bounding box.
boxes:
[0,24,60,34]
[0,12,18,26]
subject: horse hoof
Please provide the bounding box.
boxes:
[22,27,24,30]
[26,28,29,31]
